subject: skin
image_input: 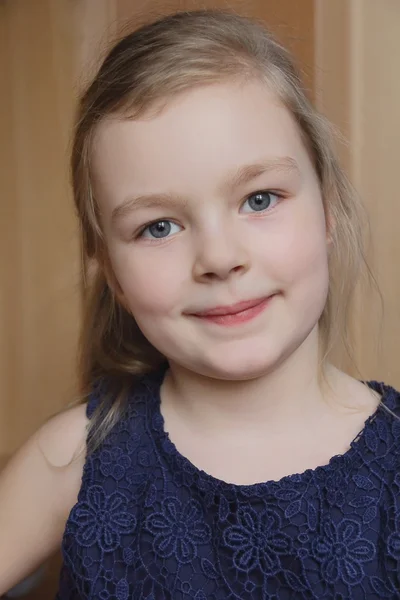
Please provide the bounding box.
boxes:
[91,80,379,484]
[93,80,329,377]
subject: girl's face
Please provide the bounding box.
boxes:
[92,80,330,380]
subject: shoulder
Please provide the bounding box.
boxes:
[10,402,91,521]
[35,402,89,468]
[0,404,90,593]
[328,367,400,415]
[22,403,90,520]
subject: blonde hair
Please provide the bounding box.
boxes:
[72,9,367,452]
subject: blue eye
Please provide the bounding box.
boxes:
[241,191,280,213]
[140,220,181,239]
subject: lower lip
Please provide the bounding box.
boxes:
[192,297,273,326]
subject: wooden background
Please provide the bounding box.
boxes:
[1,0,399,597]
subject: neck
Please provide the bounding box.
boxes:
[161,327,336,436]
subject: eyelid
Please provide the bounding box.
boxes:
[244,188,284,200]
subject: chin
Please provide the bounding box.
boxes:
[186,328,314,381]
[194,347,286,381]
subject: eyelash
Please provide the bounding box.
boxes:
[135,190,283,241]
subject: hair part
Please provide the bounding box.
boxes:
[71,9,371,453]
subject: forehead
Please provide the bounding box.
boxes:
[91,80,313,204]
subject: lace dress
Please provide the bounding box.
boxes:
[56,370,400,599]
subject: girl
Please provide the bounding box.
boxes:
[1,9,399,600]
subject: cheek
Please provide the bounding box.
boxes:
[286,230,328,283]
[263,202,329,291]
[286,220,330,309]
[109,245,189,315]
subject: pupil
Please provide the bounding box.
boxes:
[249,193,271,211]
[150,221,171,238]
[249,193,271,210]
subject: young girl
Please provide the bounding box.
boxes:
[1,9,399,600]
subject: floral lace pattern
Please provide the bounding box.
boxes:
[57,372,400,599]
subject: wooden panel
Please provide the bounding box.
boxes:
[316,0,400,386]
[0,0,81,451]
[0,1,18,453]
[350,0,400,384]
[314,0,351,170]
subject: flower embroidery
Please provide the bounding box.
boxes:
[223,506,291,575]
[71,485,136,551]
[146,497,211,563]
[325,462,348,507]
[387,531,400,559]
[59,378,400,599]
[313,519,375,585]
[99,447,131,480]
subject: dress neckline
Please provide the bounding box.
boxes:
[143,372,397,496]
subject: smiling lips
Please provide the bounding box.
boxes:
[190,296,274,326]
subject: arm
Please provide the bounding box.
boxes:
[0,404,88,595]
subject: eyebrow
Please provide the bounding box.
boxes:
[222,156,300,192]
[111,156,300,225]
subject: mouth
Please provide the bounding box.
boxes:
[188,295,275,326]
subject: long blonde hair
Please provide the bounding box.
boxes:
[71,9,366,452]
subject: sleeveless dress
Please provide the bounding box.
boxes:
[56,370,400,599]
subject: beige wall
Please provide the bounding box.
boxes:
[0,1,81,455]
[315,0,400,385]
[351,1,400,384]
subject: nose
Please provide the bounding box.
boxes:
[192,225,250,283]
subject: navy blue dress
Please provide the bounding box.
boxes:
[56,370,400,599]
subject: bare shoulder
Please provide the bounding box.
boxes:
[0,403,90,593]
[35,402,90,516]
[1,402,90,523]
[36,402,89,468]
